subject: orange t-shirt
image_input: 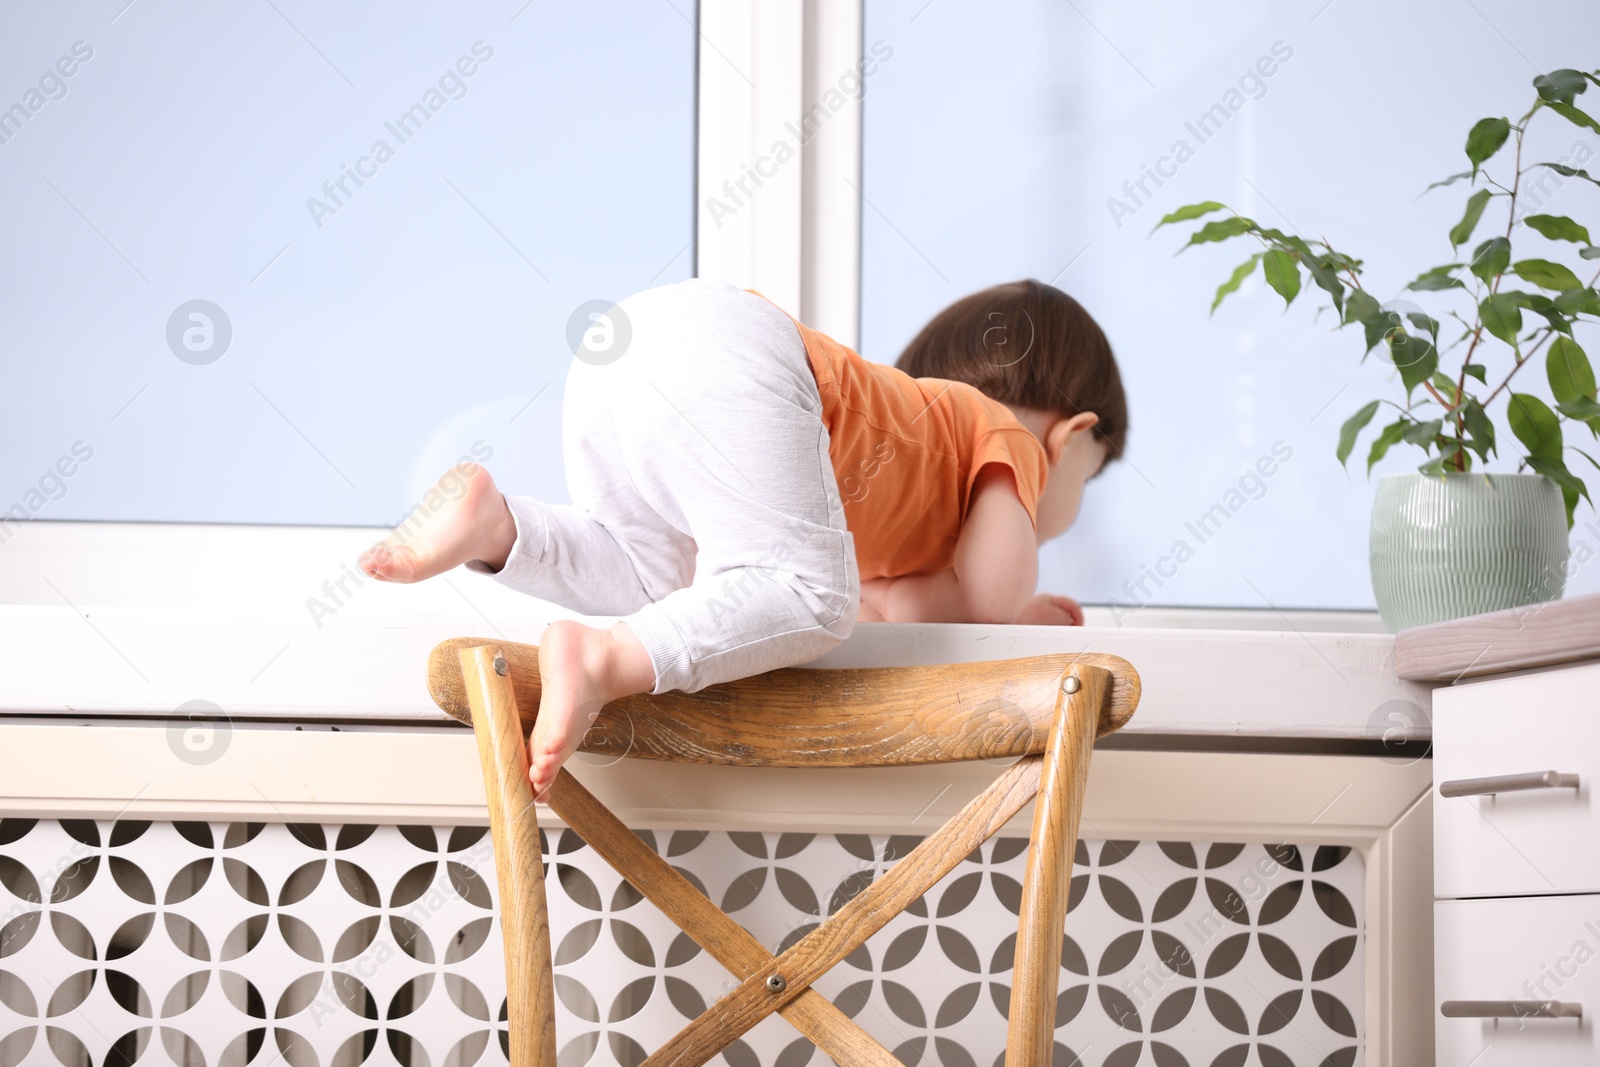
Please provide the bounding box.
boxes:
[765,300,1049,581]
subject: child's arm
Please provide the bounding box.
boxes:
[876,464,1039,624]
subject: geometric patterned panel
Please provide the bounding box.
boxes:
[0,819,1363,1067]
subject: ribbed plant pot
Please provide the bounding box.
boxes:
[1369,472,1569,630]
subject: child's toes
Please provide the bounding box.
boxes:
[529,745,561,786]
[529,728,556,763]
[531,759,561,800]
[359,544,403,581]
[364,543,425,582]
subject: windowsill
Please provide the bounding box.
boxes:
[0,520,1420,738]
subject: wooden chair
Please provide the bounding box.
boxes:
[427,638,1141,1067]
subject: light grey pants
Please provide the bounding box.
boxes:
[469,278,859,694]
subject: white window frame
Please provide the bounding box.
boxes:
[695,0,863,345]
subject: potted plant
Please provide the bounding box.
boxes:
[1157,67,1600,630]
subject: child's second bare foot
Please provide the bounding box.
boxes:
[358,463,516,583]
[529,620,655,799]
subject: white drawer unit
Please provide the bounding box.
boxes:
[1433,660,1600,899]
[1435,894,1600,1065]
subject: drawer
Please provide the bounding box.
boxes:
[1436,895,1600,1065]
[1433,661,1600,898]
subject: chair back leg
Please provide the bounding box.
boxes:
[461,645,558,1066]
[1006,664,1109,1065]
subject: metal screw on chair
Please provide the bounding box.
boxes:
[493,653,508,677]
[1061,675,1081,694]
[765,974,787,994]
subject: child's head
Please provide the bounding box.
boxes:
[895,278,1127,459]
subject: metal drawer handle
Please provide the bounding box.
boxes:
[1439,771,1580,798]
[1441,999,1582,1019]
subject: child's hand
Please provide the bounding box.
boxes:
[1014,593,1084,626]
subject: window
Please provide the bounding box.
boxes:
[861,0,1600,611]
[1,2,696,527]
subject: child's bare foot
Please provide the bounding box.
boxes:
[529,620,655,799]
[358,463,516,583]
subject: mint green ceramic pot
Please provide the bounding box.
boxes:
[1369,472,1569,630]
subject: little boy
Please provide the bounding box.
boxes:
[360,278,1127,797]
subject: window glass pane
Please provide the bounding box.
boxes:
[1,1,695,526]
[862,0,1600,610]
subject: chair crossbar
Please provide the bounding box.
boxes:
[638,752,1047,1067]
[547,768,904,1067]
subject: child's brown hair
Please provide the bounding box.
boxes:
[895,279,1128,464]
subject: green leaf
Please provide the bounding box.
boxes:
[1388,328,1439,398]
[1529,305,1575,336]
[1408,264,1466,291]
[1424,171,1475,193]
[1548,100,1600,136]
[1431,372,1459,406]
[1304,256,1345,315]
[1583,245,1600,260]
[1557,397,1600,421]
[1469,236,1511,282]
[1525,454,1586,528]
[1555,288,1600,316]
[1152,201,1228,232]
[1420,439,1466,475]
[1463,362,1488,385]
[1508,392,1563,461]
[1463,397,1497,459]
[1514,258,1585,291]
[1343,288,1381,325]
[1501,289,1548,311]
[1573,446,1600,473]
[1535,162,1600,189]
[1451,189,1494,247]
[1336,401,1380,467]
[1362,314,1395,357]
[1180,216,1255,249]
[1523,214,1593,245]
[1465,118,1511,172]
[1366,419,1410,474]
[1408,311,1441,342]
[1535,69,1590,105]
[1261,249,1301,305]
[1211,255,1261,314]
[1548,336,1596,404]
[1255,227,1316,258]
[1480,292,1524,346]
[1556,379,1600,439]
[1341,289,1386,352]
[1402,418,1444,445]
[1323,249,1362,274]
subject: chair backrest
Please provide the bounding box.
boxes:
[431,637,1141,1067]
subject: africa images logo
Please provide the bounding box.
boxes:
[166,300,232,365]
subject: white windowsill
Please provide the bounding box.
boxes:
[0,521,1416,738]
